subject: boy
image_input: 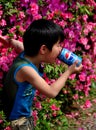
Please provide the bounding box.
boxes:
[0,19,82,130]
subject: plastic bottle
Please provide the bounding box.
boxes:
[58,48,82,66]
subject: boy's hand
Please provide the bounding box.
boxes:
[68,61,83,74]
[0,35,24,52]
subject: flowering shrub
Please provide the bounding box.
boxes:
[0,0,96,129]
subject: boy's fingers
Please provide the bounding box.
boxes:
[74,60,79,65]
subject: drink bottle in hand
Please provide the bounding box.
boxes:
[58,48,82,66]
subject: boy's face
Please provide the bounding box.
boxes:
[44,41,62,63]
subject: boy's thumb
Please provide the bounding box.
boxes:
[74,60,78,65]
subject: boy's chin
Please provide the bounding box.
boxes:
[45,58,56,64]
[46,61,54,64]
[49,60,56,64]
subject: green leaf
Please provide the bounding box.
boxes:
[91,81,96,88]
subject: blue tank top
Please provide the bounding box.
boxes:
[3,52,43,120]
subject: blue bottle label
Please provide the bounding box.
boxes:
[58,48,82,66]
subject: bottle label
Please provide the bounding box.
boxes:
[58,48,82,66]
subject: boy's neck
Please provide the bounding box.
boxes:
[24,55,42,68]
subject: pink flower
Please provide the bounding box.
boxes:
[84,100,92,108]
[83,57,92,70]
[19,26,25,33]
[83,85,90,97]
[73,94,79,100]
[4,126,12,130]
[90,35,96,42]
[68,30,75,38]
[82,14,88,21]
[35,102,42,110]
[79,73,86,82]
[9,15,16,23]
[50,79,56,84]
[43,73,50,84]
[61,12,73,20]
[85,45,90,50]
[78,128,84,130]
[33,14,42,20]
[30,3,39,15]
[35,90,41,96]
[66,112,79,119]
[47,12,54,20]
[18,11,25,19]
[0,4,2,9]
[32,110,38,118]
[0,30,2,35]
[93,42,96,56]
[92,99,96,103]
[83,28,89,35]
[9,26,16,33]
[1,63,9,72]
[86,23,93,32]
[0,10,3,18]
[0,119,3,124]
[0,19,6,26]
[69,74,76,80]
[75,81,83,91]
[32,110,38,126]
[0,71,3,79]
[79,37,88,46]
[52,111,57,117]
[50,104,60,111]
[33,97,37,101]
[58,20,67,28]
[63,90,68,94]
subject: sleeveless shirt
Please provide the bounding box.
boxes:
[3,51,43,120]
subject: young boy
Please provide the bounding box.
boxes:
[0,19,82,130]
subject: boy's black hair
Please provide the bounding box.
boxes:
[23,19,64,56]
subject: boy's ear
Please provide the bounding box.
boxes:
[39,45,48,54]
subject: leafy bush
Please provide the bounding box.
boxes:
[0,0,96,129]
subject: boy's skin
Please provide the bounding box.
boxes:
[0,35,23,53]
[0,35,82,98]
[0,19,83,130]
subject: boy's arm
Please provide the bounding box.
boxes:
[9,39,24,52]
[0,35,24,52]
[20,61,83,98]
